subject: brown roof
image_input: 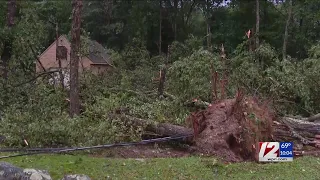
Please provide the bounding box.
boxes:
[39,35,113,66]
[87,40,112,65]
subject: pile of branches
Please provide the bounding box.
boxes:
[274,114,320,149]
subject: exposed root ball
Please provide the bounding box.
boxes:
[186,95,275,162]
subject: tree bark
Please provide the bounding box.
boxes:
[206,0,211,50]
[282,0,292,60]
[158,45,170,97]
[255,0,260,48]
[114,114,193,141]
[210,64,218,102]
[185,0,196,26]
[1,0,16,80]
[69,0,83,117]
[159,0,162,55]
[1,0,16,108]
[56,23,65,89]
[307,113,320,122]
[206,22,211,50]
[274,117,320,147]
[173,0,178,41]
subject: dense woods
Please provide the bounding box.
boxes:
[0,0,319,150]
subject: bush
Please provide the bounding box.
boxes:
[0,81,143,148]
[167,48,221,101]
[229,42,320,116]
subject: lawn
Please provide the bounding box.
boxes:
[0,153,319,179]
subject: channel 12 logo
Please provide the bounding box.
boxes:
[258,142,293,162]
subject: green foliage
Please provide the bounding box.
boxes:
[36,0,72,35]
[2,0,320,149]
[12,1,48,72]
[308,43,320,58]
[229,42,320,116]
[0,82,69,147]
[129,99,188,124]
[168,48,221,101]
[0,82,144,148]
[114,38,150,70]
[79,69,188,124]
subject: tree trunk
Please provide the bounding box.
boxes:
[206,0,211,50]
[69,0,83,117]
[157,67,166,98]
[113,114,320,147]
[56,23,65,89]
[159,0,162,55]
[274,117,320,148]
[1,0,16,107]
[173,0,178,41]
[282,0,292,60]
[255,0,260,48]
[1,0,16,80]
[307,113,320,122]
[220,44,227,99]
[206,22,211,50]
[158,45,170,97]
[114,114,193,142]
[210,64,218,102]
[185,0,196,26]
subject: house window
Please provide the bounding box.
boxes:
[57,46,68,60]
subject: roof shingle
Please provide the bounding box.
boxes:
[87,40,113,65]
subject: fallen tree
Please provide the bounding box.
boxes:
[110,114,193,142]
[294,113,320,122]
[274,117,320,148]
[112,95,320,162]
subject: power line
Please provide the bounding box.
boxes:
[0,134,193,159]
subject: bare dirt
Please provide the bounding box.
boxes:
[90,144,192,158]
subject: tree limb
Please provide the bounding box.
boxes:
[12,70,60,87]
[112,114,194,140]
[185,0,197,26]
[27,40,46,72]
[306,113,320,122]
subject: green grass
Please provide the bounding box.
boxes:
[0,153,319,179]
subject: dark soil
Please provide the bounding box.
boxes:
[90,143,192,158]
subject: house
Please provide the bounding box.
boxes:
[36,35,113,75]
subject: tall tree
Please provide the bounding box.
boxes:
[173,0,178,41]
[69,0,83,117]
[255,0,260,48]
[198,0,223,50]
[159,0,162,55]
[158,45,170,98]
[282,0,292,60]
[1,0,16,80]
[206,0,211,50]
[1,0,16,108]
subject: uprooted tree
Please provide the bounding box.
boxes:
[114,89,320,162]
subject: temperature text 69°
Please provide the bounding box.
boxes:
[281,143,292,148]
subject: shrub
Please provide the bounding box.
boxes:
[167,48,221,101]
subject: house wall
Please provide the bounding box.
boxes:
[36,36,92,73]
